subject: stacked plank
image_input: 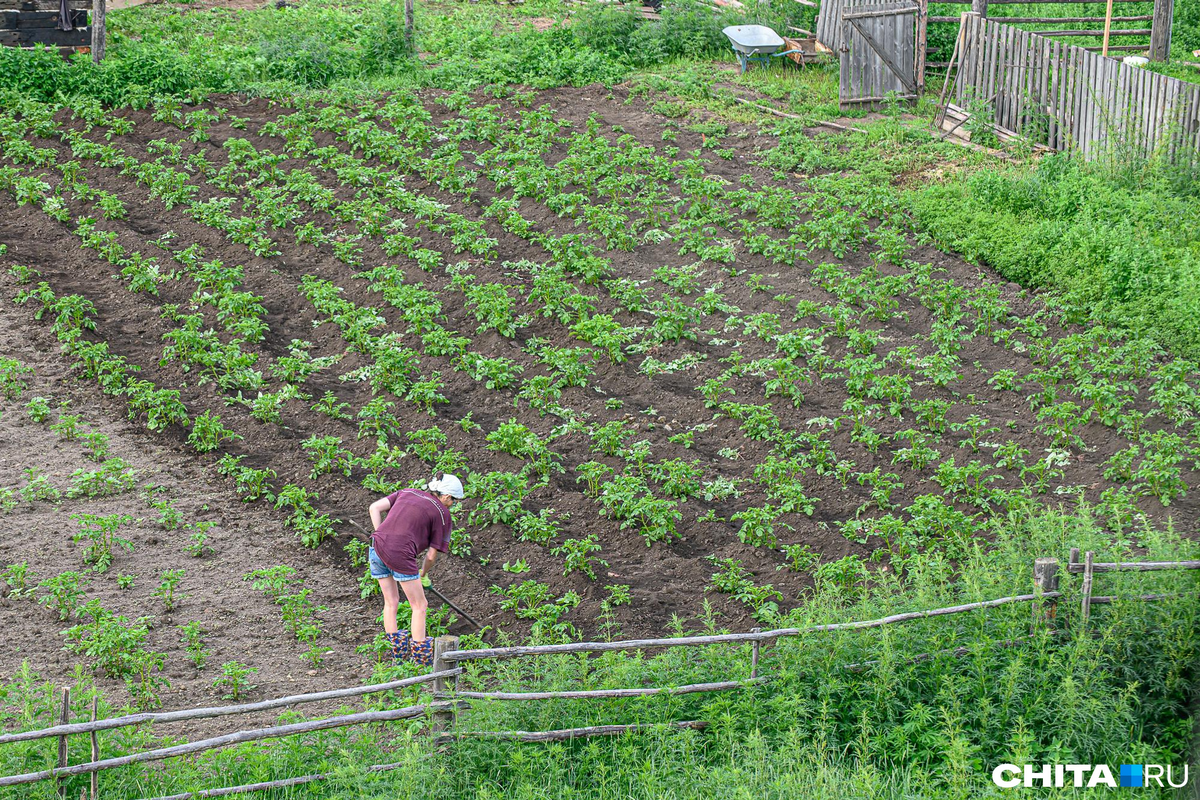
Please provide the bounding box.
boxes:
[0,0,90,48]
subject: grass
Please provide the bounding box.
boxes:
[0,503,1195,798]
[0,1,1196,797]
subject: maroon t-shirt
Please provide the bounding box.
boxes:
[372,489,452,575]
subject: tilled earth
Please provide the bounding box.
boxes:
[0,83,1195,717]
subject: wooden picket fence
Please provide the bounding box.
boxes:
[940,12,1200,161]
[1,551,1196,800]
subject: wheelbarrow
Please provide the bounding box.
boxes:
[723,25,807,73]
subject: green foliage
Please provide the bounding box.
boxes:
[38,571,87,620]
[909,154,1200,358]
[187,410,242,453]
[178,620,208,669]
[213,661,257,700]
[153,569,186,611]
[2,562,34,600]
[71,513,135,573]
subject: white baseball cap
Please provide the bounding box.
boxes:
[428,473,465,499]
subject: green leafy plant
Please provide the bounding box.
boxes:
[71,513,135,572]
[179,620,209,669]
[3,562,35,599]
[153,569,186,611]
[213,661,258,700]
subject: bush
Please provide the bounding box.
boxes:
[908,153,1200,358]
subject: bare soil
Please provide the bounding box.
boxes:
[0,83,1194,718]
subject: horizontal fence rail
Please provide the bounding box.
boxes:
[8,545,1196,798]
[946,12,1200,160]
[440,592,1060,662]
[433,678,767,702]
[0,702,466,787]
[0,669,459,745]
[1066,559,1200,573]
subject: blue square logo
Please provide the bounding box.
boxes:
[1120,764,1143,788]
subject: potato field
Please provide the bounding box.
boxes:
[1,77,1197,723]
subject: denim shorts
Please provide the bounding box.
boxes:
[368,546,421,582]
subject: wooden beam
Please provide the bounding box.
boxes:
[435,679,766,701]
[930,14,1151,23]
[0,0,88,9]
[1029,28,1150,36]
[0,669,458,745]
[433,720,709,745]
[0,9,86,27]
[1065,559,1200,574]
[0,702,470,787]
[0,26,88,44]
[90,0,103,63]
[440,593,1061,663]
[1148,0,1173,61]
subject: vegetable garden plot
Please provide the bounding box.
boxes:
[0,84,1197,646]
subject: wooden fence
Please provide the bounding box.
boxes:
[817,0,1173,65]
[1,551,1196,799]
[941,12,1200,161]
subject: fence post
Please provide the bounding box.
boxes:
[1148,0,1173,62]
[915,0,928,95]
[1032,558,1059,630]
[431,636,458,734]
[403,0,414,51]
[90,696,98,800]
[750,628,761,679]
[90,0,105,64]
[55,687,70,799]
[1080,551,1095,625]
[970,0,987,17]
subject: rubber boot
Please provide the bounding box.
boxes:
[385,630,410,663]
[409,637,434,667]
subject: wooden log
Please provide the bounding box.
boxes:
[440,593,1061,663]
[1032,557,1060,627]
[90,0,103,63]
[1101,0,1115,55]
[936,12,969,126]
[433,720,709,745]
[1080,551,1095,625]
[403,0,413,49]
[1087,592,1194,605]
[89,697,98,800]
[431,636,458,734]
[916,0,928,92]
[843,6,918,20]
[56,688,69,800]
[131,760,415,800]
[434,678,766,701]
[1148,0,1172,61]
[1081,44,1150,52]
[0,670,458,745]
[750,627,761,679]
[930,14,1151,23]
[1065,559,1200,573]
[1028,28,1150,36]
[0,702,469,787]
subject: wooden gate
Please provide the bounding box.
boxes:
[837,0,927,109]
